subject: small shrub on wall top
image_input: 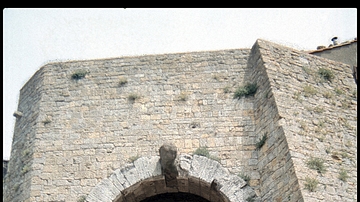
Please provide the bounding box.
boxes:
[193,147,220,162]
[194,147,210,157]
[234,83,258,99]
[318,68,334,82]
[71,70,88,80]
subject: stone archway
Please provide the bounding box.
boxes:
[87,146,256,202]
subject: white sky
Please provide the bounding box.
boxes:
[3,8,357,160]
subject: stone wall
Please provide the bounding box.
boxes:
[3,68,45,202]
[4,48,256,201]
[245,40,303,201]
[3,39,357,202]
[257,39,357,201]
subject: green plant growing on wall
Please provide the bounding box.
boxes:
[304,177,318,192]
[234,82,258,99]
[313,106,324,114]
[128,93,140,102]
[193,147,220,162]
[22,149,31,157]
[128,155,140,163]
[223,86,231,93]
[177,92,188,101]
[334,88,344,95]
[318,68,334,82]
[12,184,20,192]
[322,91,333,99]
[293,91,303,103]
[338,169,349,182]
[189,122,200,129]
[194,147,210,157]
[21,164,31,175]
[255,133,267,150]
[71,70,88,80]
[119,77,128,86]
[301,66,313,75]
[212,74,220,81]
[246,196,255,202]
[77,195,87,202]
[303,85,317,97]
[306,157,327,174]
[238,173,250,185]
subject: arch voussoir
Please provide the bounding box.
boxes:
[87,152,257,202]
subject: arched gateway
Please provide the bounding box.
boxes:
[87,145,257,202]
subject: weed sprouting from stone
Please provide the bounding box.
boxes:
[234,83,258,99]
[305,177,318,192]
[128,155,140,163]
[194,147,210,157]
[193,147,220,162]
[238,173,250,185]
[306,157,327,174]
[128,93,140,102]
[177,92,188,101]
[77,195,87,202]
[318,68,334,82]
[338,169,349,182]
[255,133,267,150]
[71,70,88,80]
[119,77,128,86]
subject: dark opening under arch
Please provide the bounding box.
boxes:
[140,192,210,202]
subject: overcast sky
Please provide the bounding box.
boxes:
[3,8,357,160]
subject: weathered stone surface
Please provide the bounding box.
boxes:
[3,39,356,202]
[87,178,117,202]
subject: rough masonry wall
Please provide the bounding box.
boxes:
[3,69,45,202]
[245,41,303,201]
[4,39,357,202]
[5,49,258,201]
[258,39,357,201]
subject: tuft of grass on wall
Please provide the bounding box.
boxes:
[77,195,87,202]
[128,93,140,102]
[21,164,31,175]
[306,157,327,174]
[223,86,231,93]
[71,70,88,80]
[193,147,220,162]
[255,133,267,150]
[303,85,317,97]
[334,88,344,95]
[238,173,250,185]
[234,83,258,99]
[304,177,318,192]
[119,77,128,86]
[338,169,349,182]
[318,68,334,82]
[246,196,255,202]
[128,155,140,163]
[194,147,210,157]
[177,92,188,101]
